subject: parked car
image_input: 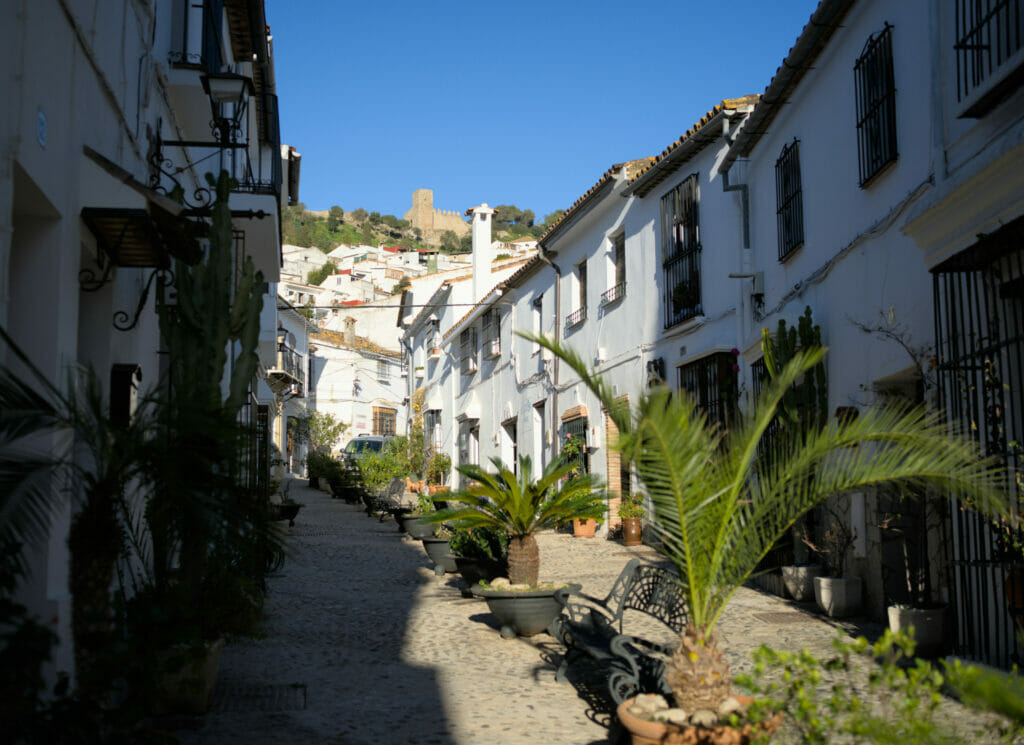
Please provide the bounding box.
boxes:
[342,435,392,463]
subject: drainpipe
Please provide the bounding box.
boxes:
[538,247,561,464]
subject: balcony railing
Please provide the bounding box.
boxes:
[955,0,1024,115]
[267,344,303,396]
[601,282,626,306]
[565,307,586,331]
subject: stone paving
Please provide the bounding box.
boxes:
[172,479,1014,745]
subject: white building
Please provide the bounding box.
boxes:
[0,0,292,677]
[311,318,406,446]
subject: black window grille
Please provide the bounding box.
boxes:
[661,175,701,327]
[372,406,397,436]
[854,24,898,187]
[562,417,589,474]
[775,140,805,261]
[169,0,225,70]
[955,0,1024,110]
[460,328,477,375]
[933,216,1024,669]
[482,309,500,356]
[677,353,738,432]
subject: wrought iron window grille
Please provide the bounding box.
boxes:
[565,306,586,330]
[854,23,898,187]
[678,353,739,433]
[601,282,626,306]
[954,0,1024,115]
[775,139,805,261]
[661,175,702,327]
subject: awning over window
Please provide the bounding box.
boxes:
[80,146,203,268]
[560,404,588,422]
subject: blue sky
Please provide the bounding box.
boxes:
[266,1,820,222]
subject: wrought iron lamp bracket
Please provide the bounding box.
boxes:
[113,267,176,332]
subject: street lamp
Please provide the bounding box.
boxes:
[199,71,254,145]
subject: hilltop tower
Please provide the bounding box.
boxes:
[403,188,470,243]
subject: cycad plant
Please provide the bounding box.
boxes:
[430,455,605,586]
[527,332,1008,713]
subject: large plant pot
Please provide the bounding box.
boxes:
[616,696,781,745]
[887,605,948,657]
[273,503,302,527]
[151,637,224,715]
[622,517,643,546]
[454,556,507,588]
[781,564,824,602]
[391,506,412,531]
[471,584,580,638]
[813,576,862,618]
[573,518,597,538]
[421,537,458,575]
[400,514,435,539]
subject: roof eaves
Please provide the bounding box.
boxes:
[538,158,655,248]
[721,0,857,172]
[624,96,760,198]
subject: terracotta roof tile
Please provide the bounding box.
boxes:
[312,329,401,358]
[626,95,760,196]
[538,158,655,246]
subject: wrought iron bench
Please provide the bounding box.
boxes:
[362,477,406,521]
[549,558,688,705]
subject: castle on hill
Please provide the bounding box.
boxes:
[403,188,470,243]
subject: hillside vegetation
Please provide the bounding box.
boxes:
[282,203,567,255]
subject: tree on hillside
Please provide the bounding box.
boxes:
[543,209,566,227]
[351,208,368,223]
[327,205,344,231]
[368,211,382,224]
[307,261,335,286]
[440,230,460,252]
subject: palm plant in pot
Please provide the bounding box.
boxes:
[429,454,604,637]
[526,331,1010,742]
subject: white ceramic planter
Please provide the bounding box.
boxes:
[887,605,947,656]
[813,576,862,618]
[782,564,825,601]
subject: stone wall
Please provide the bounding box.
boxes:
[403,188,470,242]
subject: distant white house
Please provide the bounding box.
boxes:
[311,318,406,447]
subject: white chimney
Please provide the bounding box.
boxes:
[467,203,496,302]
[343,316,356,345]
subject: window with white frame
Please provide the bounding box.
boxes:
[603,233,626,305]
[377,359,388,381]
[460,327,478,374]
[566,260,587,330]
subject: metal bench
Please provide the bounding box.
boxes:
[549,558,688,705]
[362,477,406,521]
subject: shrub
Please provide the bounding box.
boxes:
[449,525,509,560]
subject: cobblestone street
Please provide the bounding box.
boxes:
[172,480,1007,745]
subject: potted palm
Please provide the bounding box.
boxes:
[527,331,1009,742]
[429,454,604,637]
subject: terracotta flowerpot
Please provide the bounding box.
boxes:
[616,696,781,745]
[428,484,450,496]
[813,576,862,618]
[622,517,643,546]
[573,518,597,538]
